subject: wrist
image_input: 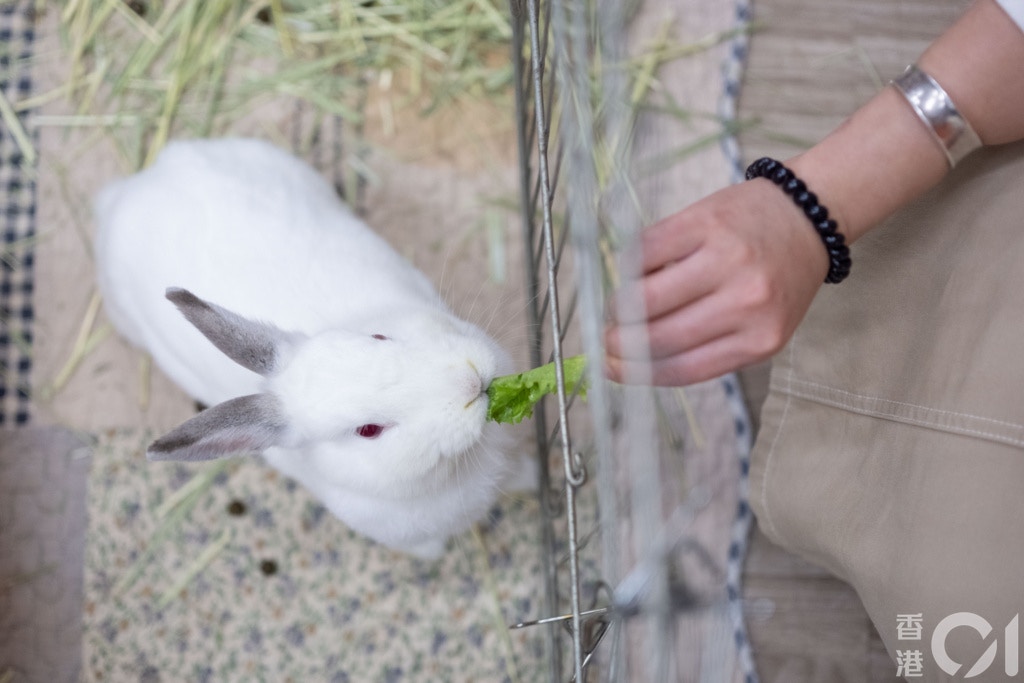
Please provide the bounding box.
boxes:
[745,158,852,283]
[784,84,949,245]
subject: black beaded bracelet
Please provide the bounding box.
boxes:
[745,157,852,284]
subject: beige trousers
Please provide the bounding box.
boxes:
[751,141,1024,682]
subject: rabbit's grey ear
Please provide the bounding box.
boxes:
[166,287,295,376]
[148,393,287,462]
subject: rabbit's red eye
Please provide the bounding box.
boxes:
[372,334,389,341]
[356,424,385,438]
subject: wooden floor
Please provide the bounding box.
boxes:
[735,0,970,680]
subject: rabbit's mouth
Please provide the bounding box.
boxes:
[462,360,487,409]
[463,382,487,410]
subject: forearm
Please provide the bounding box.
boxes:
[785,0,1024,245]
[922,0,1024,146]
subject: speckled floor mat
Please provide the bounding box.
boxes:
[82,429,573,683]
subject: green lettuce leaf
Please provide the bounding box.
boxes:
[486,354,587,424]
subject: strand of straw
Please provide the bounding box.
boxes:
[144,0,199,167]
[156,528,233,610]
[40,292,111,401]
[114,460,232,596]
[0,87,36,165]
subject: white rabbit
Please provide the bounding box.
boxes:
[94,137,535,559]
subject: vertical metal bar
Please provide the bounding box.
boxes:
[525,0,586,679]
[509,1,562,679]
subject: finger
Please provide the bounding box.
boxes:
[606,334,760,387]
[606,309,729,362]
[611,246,721,325]
[636,210,707,274]
[640,247,723,321]
[605,291,736,362]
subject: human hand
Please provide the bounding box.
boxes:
[603,0,1024,389]
[604,178,830,386]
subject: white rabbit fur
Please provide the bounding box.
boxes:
[94,137,535,559]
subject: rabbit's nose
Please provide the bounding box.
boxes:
[464,373,484,400]
[462,362,486,407]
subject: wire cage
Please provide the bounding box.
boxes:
[506,0,758,680]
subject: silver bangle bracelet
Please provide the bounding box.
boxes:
[890,64,982,168]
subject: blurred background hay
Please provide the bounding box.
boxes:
[52,0,515,167]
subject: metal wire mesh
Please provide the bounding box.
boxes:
[508,0,757,680]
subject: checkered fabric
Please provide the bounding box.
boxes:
[0,1,36,426]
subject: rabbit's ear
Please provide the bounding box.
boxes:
[166,287,297,376]
[148,394,287,462]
